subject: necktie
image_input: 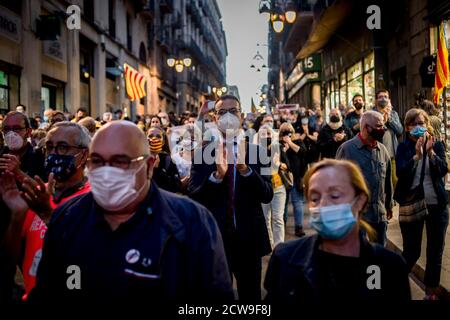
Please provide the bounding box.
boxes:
[225,148,236,235]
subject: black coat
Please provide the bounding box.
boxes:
[188,141,273,257]
[264,233,411,303]
[152,152,181,193]
[317,124,353,159]
[394,137,448,208]
[283,139,308,191]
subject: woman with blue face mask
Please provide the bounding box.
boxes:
[394,108,448,300]
[264,159,411,302]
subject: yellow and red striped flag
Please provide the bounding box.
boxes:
[124,63,146,101]
[434,22,449,105]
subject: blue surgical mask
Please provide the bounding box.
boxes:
[410,126,427,138]
[309,202,357,240]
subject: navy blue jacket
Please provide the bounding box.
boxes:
[264,234,411,303]
[394,137,448,208]
[188,141,273,257]
[28,182,233,304]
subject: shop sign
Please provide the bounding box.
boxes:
[0,6,21,43]
[299,54,321,73]
[43,39,66,63]
[419,55,436,88]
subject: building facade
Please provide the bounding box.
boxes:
[0,0,227,118]
[267,0,449,120]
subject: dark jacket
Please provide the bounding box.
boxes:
[152,152,181,193]
[28,182,233,304]
[2,143,46,181]
[394,137,448,208]
[283,139,308,192]
[344,111,362,136]
[318,124,353,159]
[188,141,273,257]
[264,233,411,303]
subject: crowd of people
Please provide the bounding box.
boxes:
[0,89,448,306]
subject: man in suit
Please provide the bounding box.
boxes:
[188,95,273,301]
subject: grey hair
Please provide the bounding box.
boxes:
[50,121,91,148]
[360,110,383,129]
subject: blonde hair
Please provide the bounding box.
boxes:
[303,159,376,241]
[279,122,295,133]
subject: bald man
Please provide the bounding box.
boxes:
[29,121,233,304]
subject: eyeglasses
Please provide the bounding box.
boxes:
[45,143,86,155]
[3,126,27,133]
[87,154,148,170]
[411,121,426,126]
[216,108,240,116]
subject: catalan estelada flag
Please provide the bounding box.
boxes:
[124,63,146,101]
[434,22,449,105]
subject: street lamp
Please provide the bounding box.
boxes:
[259,0,298,33]
[167,55,193,72]
[212,86,227,97]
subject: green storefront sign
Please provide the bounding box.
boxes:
[300,54,321,73]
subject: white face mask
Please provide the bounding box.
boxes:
[161,118,169,126]
[5,131,24,150]
[217,112,241,135]
[87,162,147,212]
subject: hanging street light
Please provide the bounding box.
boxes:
[258,0,298,33]
[166,55,193,72]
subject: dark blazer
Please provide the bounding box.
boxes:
[394,137,448,208]
[317,124,353,159]
[188,141,273,257]
[264,233,411,303]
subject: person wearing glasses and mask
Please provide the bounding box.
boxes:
[395,108,448,300]
[0,122,91,302]
[147,126,181,193]
[0,111,46,182]
[188,95,273,301]
[28,120,232,305]
[264,159,410,303]
[336,111,393,246]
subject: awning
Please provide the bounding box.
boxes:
[296,0,353,60]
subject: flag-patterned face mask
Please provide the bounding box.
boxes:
[148,132,164,154]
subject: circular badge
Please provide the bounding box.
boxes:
[125,249,140,264]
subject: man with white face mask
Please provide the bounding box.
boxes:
[0,111,46,181]
[188,95,273,301]
[317,108,353,159]
[29,121,233,304]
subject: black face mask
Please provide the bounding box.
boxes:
[330,115,340,123]
[354,103,364,110]
[369,127,386,142]
[45,154,79,182]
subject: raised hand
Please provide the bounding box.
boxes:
[21,173,55,224]
[215,142,228,180]
[0,171,28,216]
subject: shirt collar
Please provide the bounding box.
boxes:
[357,133,378,149]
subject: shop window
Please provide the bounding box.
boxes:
[0,69,20,114]
[41,77,65,111]
[339,73,347,106]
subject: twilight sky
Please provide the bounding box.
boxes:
[217,0,269,113]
